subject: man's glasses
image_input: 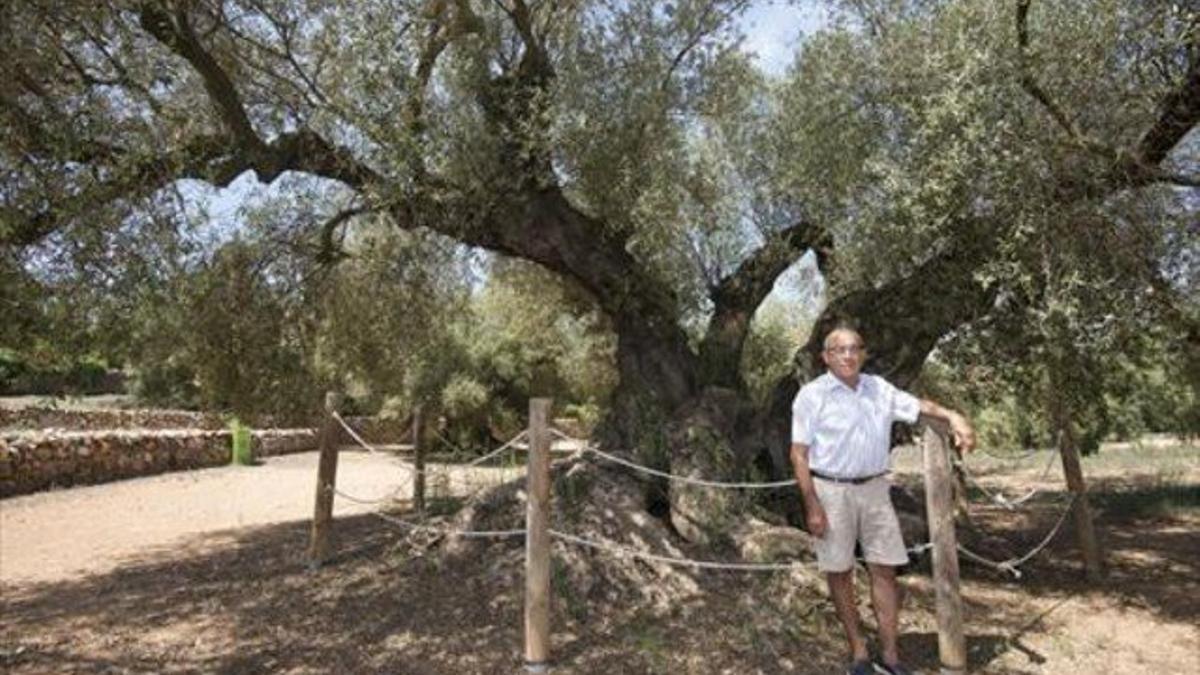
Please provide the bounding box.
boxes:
[825,345,864,356]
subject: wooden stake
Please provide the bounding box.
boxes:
[524,398,552,672]
[412,405,425,513]
[922,419,967,675]
[307,391,343,569]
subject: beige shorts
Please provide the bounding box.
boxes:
[812,476,909,572]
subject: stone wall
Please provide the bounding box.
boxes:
[0,407,226,432]
[0,404,419,498]
[0,428,317,498]
[0,407,412,440]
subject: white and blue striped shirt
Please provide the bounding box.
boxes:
[791,372,921,479]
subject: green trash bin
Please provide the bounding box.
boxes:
[230,419,254,465]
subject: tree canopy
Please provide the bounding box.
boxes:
[1,0,1196,462]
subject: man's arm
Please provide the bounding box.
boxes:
[789,442,828,537]
[918,399,976,452]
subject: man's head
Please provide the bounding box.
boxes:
[822,327,866,384]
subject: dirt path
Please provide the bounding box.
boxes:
[0,451,515,585]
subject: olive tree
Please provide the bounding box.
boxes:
[2,0,1196,534]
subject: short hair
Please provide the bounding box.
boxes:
[823,325,865,351]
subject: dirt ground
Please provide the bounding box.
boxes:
[0,450,523,585]
[2,443,1198,674]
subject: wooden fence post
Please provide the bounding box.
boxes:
[922,419,967,675]
[307,391,343,570]
[413,405,425,513]
[524,398,552,672]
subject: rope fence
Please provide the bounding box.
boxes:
[327,415,1072,578]
[953,448,1060,510]
[311,395,1086,672]
[568,437,795,489]
[953,494,1078,579]
[333,410,529,476]
[333,487,528,539]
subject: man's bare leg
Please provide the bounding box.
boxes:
[827,570,869,662]
[867,563,901,666]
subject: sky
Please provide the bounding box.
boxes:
[739,1,831,77]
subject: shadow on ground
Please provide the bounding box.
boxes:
[3,479,1197,674]
[3,510,840,674]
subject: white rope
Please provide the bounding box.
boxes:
[908,542,934,556]
[573,440,795,490]
[333,411,528,474]
[431,428,479,459]
[954,449,1058,510]
[333,487,526,539]
[332,421,1074,577]
[330,414,529,506]
[953,494,1079,579]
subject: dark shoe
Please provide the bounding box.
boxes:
[872,659,913,675]
[847,660,874,675]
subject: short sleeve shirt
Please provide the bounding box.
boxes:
[791,372,921,478]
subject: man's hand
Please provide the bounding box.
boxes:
[805,501,828,538]
[920,399,977,453]
[950,413,976,453]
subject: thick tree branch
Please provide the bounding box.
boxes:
[2,134,244,248]
[268,129,383,186]
[2,124,383,249]
[1017,0,1200,191]
[494,0,540,62]
[1133,31,1200,167]
[137,3,384,187]
[139,2,265,154]
[434,183,699,409]
[698,219,830,387]
[405,0,482,179]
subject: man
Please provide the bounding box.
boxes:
[790,326,975,675]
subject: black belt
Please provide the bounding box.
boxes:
[810,471,886,485]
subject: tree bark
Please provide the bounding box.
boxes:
[758,238,996,481]
[1055,409,1105,582]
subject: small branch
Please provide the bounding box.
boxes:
[495,0,550,77]
[315,206,370,264]
[1161,172,1200,188]
[658,0,749,95]
[1016,0,1083,142]
[1017,0,1200,190]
